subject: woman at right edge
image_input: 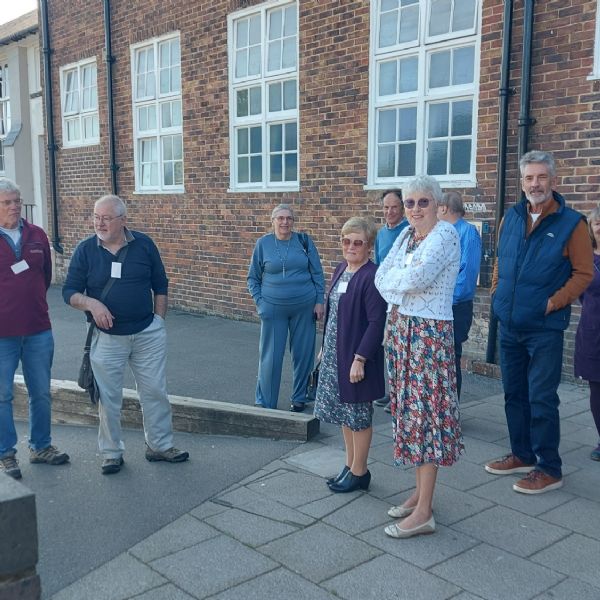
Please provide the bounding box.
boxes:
[375,175,463,538]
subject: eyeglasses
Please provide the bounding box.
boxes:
[342,238,366,248]
[0,198,22,207]
[403,198,431,209]
[93,214,123,224]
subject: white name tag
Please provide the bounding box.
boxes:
[111,262,122,278]
[11,259,29,274]
[338,281,348,293]
[404,253,414,266]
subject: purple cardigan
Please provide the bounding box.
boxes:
[325,260,387,404]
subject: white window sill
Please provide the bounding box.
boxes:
[587,72,600,81]
[364,179,478,191]
[132,188,185,195]
[227,186,300,193]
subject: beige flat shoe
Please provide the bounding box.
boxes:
[387,505,415,519]
[384,515,435,539]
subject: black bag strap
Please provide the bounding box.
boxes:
[298,232,309,254]
[84,245,129,350]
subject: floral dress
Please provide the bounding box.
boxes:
[387,235,464,466]
[314,270,373,431]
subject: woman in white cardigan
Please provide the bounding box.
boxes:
[375,175,463,539]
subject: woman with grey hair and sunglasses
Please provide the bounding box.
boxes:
[375,175,463,538]
[248,204,325,412]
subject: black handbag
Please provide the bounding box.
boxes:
[305,360,320,403]
[77,245,128,403]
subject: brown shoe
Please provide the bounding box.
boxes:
[513,470,563,494]
[484,454,535,475]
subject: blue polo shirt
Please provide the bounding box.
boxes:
[374,219,409,265]
[62,229,168,335]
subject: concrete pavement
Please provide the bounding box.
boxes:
[12,287,600,599]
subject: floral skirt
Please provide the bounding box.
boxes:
[387,306,464,467]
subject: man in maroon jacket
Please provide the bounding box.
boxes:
[0,178,69,479]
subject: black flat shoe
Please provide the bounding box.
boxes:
[290,403,306,413]
[329,470,371,493]
[326,465,350,486]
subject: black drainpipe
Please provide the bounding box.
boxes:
[517,0,536,163]
[485,0,515,363]
[40,0,63,254]
[103,0,119,195]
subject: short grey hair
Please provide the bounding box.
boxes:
[95,194,127,217]
[440,191,465,217]
[0,178,21,198]
[402,175,442,205]
[519,150,556,178]
[271,203,294,220]
[588,205,600,250]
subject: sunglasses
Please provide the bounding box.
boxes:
[403,198,431,209]
[342,238,366,248]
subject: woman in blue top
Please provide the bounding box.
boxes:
[248,204,325,412]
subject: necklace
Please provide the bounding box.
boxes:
[274,236,291,278]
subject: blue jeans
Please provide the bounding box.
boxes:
[0,329,54,457]
[499,325,563,478]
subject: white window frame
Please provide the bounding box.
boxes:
[367,0,481,189]
[0,139,4,174]
[131,33,184,193]
[59,58,99,148]
[589,0,600,80]
[228,0,299,192]
[0,64,10,141]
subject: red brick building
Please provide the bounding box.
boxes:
[42,0,600,378]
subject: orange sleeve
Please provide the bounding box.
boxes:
[490,217,504,296]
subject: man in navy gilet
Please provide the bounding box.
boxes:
[485,151,593,494]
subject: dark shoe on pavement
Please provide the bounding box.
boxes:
[29,445,70,465]
[384,401,392,414]
[329,470,371,493]
[145,445,189,463]
[591,444,600,461]
[484,454,535,475]
[290,403,306,413]
[373,394,390,407]
[513,469,563,494]
[326,465,349,485]
[0,455,22,479]
[101,457,124,475]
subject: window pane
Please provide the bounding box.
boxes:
[284,6,297,36]
[378,110,397,143]
[450,139,471,173]
[139,107,148,130]
[173,135,183,160]
[283,80,296,109]
[237,128,248,154]
[452,100,472,136]
[161,103,172,128]
[269,82,282,112]
[148,106,157,129]
[172,100,182,126]
[398,106,417,141]
[236,49,248,78]
[427,140,447,175]
[163,136,173,160]
[399,56,418,92]
[236,20,248,49]
[397,143,416,176]
[285,153,297,181]
[150,163,158,185]
[285,122,297,151]
[270,124,282,152]
[270,154,283,181]
[399,5,419,43]
[381,0,398,10]
[269,9,282,40]
[453,0,476,31]
[250,126,262,153]
[238,157,249,182]
[92,115,99,138]
[282,38,296,69]
[249,87,261,114]
[249,15,261,45]
[90,84,98,109]
[250,155,262,182]
[248,46,261,76]
[164,162,174,186]
[429,0,451,36]
[268,40,282,71]
[429,103,449,137]
[377,145,395,177]
[171,40,181,64]
[430,51,451,88]
[174,161,183,185]
[146,72,156,98]
[379,61,397,96]
[160,43,169,68]
[172,66,181,93]
[379,12,398,48]
[237,89,249,117]
[453,46,475,85]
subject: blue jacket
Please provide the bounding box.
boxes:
[493,191,583,331]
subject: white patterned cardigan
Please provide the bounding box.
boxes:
[374,219,460,321]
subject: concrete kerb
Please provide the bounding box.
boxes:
[12,375,319,442]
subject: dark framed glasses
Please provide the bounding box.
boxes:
[403,197,431,209]
[342,238,366,248]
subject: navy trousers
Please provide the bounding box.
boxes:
[255,299,315,409]
[499,325,563,479]
[452,300,474,400]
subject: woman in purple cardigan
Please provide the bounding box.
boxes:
[314,217,387,493]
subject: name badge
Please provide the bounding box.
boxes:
[111,262,122,278]
[338,281,349,293]
[11,260,30,274]
[404,253,414,267]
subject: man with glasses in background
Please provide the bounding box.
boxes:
[63,194,188,475]
[0,178,69,479]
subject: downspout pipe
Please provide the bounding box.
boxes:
[517,0,536,162]
[485,0,515,364]
[103,0,119,195]
[40,0,63,254]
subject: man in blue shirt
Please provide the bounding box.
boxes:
[438,191,482,399]
[373,189,408,411]
[63,195,188,475]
